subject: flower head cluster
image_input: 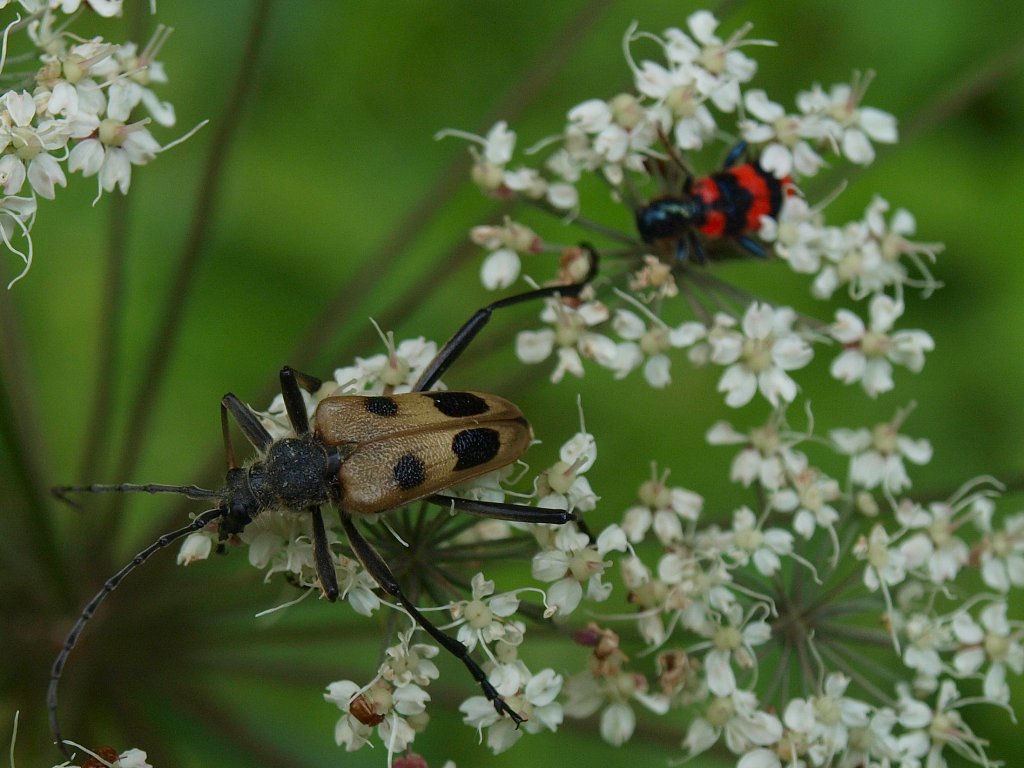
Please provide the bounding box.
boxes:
[420,10,1024,768]
[96,11,1020,768]
[441,7,940,410]
[1,3,192,286]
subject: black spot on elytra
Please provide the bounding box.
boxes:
[365,396,398,417]
[452,428,500,471]
[426,391,489,418]
[393,453,426,490]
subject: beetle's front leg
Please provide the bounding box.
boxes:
[413,244,598,392]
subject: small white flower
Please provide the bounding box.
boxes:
[621,463,702,545]
[612,309,708,388]
[724,506,793,577]
[796,72,897,166]
[563,646,668,747]
[758,194,828,273]
[683,689,782,758]
[707,413,809,491]
[531,524,624,616]
[830,295,933,397]
[0,91,69,199]
[895,680,991,768]
[449,572,521,652]
[952,602,1023,705]
[977,511,1024,592]
[854,524,907,592]
[330,336,438,395]
[771,466,841,540]
[740,89,825,178]
[863,195,943,296]
[710,302,813,408]
[460,666,564,754]
[831,409,932,493]
[898,500,970,584]
[516,299,615,383]
[699,603,773,696]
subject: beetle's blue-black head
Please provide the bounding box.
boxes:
[636,197,703,243]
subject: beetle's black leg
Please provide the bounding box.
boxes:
[429,494,593,542]
[276,368,340,599]
[48,507,224,758]
[428,494,575,525]
[736,235,767,258]
[723,140,749,169]
[338,509,526,725]
[221,393,273,468]
[413,245,598,392]
[310,505,339,601]
[675,238,689,263]
[278,366,328,435]
[684,231,706,264]
[285,366,324,395]
[279,367,314,435]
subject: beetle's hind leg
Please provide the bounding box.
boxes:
[736,235,767,258]
[339,509,527,725]
[427,494,575,524]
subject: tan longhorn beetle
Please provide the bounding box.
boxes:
[48,245,597,757]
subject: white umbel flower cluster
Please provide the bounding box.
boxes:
[0,3,194,286]
[150,12,1020,768]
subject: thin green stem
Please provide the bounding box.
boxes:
[816,638,897,708]
[762,641,793,707]
[817,621,894,648]
[76,192,130,485]
[0,277,62,595]
[432,537,540,563]
[102,0,275,535]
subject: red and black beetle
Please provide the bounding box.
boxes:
[636,141,793,261]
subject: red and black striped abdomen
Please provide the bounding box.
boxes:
[691,162,789,238]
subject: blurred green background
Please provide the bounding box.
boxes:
[2,1,1022,766]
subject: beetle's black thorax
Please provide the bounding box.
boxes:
[219,434,341,532]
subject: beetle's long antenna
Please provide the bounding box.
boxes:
[48,507,223,758]
[51,483,219,507]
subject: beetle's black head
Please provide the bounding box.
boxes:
[219,466,258,534]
